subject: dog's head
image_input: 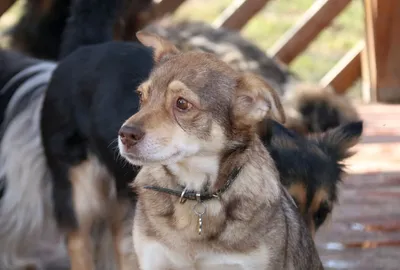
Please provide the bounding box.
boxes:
[263,119,363,236]
[118,32,285,166]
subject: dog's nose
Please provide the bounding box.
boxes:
[118,125,145,147]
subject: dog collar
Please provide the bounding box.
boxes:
[143,166,243,203]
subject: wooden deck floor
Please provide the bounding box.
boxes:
[315,104,400,270]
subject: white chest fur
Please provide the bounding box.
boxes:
[133,227,270,270]
[166,155,220,191]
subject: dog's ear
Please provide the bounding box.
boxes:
[233,73,285,128]
[319,121,363,160]
[258,118,295,144]
[136,31,180,64]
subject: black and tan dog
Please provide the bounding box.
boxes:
[262,119,362,236]
[1,0,151,269]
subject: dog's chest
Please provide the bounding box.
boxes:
[135,236,270,270]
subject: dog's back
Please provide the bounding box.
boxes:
[41,41,154,200]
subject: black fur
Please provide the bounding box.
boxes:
[8,0,153,60]
[0,50,42,124]
[59,0,122,58]
[315,120,363,162]
[300,100,340,133]
[40,0,153,229]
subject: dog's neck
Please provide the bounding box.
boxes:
[134,137,282,241]
[166,155,220,193]
[164,141,250,194]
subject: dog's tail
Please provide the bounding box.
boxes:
[59,0,123,59]
[282,82,360,134]
[0,62,69,270]
[8,0,72,61]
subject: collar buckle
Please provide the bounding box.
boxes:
[180,188,188,204]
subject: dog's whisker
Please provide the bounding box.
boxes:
[107,138,118,149]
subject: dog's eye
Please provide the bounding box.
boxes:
[175,97,192,111]
[313,202,331,229]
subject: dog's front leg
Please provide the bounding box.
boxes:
[110,201,136,270]
[67,158,107,270]
[67,228,95,270]
[111,219,126,270]
[133,220,190,270]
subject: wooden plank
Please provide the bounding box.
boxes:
[213,0,272,30]
[320,40,364,94]
[0,0,15,18]
[362,0,400,103]
[154,0,187,18]
[361,36,375,103]
[270,0,352,65]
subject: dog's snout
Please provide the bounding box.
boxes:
[118,125,145,147]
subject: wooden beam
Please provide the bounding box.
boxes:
[320,40,364,94]
[0,0,15,18]
[361,41,375,103]
[213,0,272,31]
[154,0,187,18]
[270,0,352,65]
[362,0,400,103]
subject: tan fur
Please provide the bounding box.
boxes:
[137,31,180,63]
[308,188,331,238]
[287,185,331,238]
[235,72,286,124]
[67,231,95,270]
[118,32,323,269]
[310,189,330,216]
[130,142,284,269]
[288,182,307,213]
[67,154,132,270]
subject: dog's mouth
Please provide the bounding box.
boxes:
[120,149,184,166]
[118,128,201,166]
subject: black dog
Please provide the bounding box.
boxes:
[39,0,156,269]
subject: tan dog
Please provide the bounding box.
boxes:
[118,32,323,270]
